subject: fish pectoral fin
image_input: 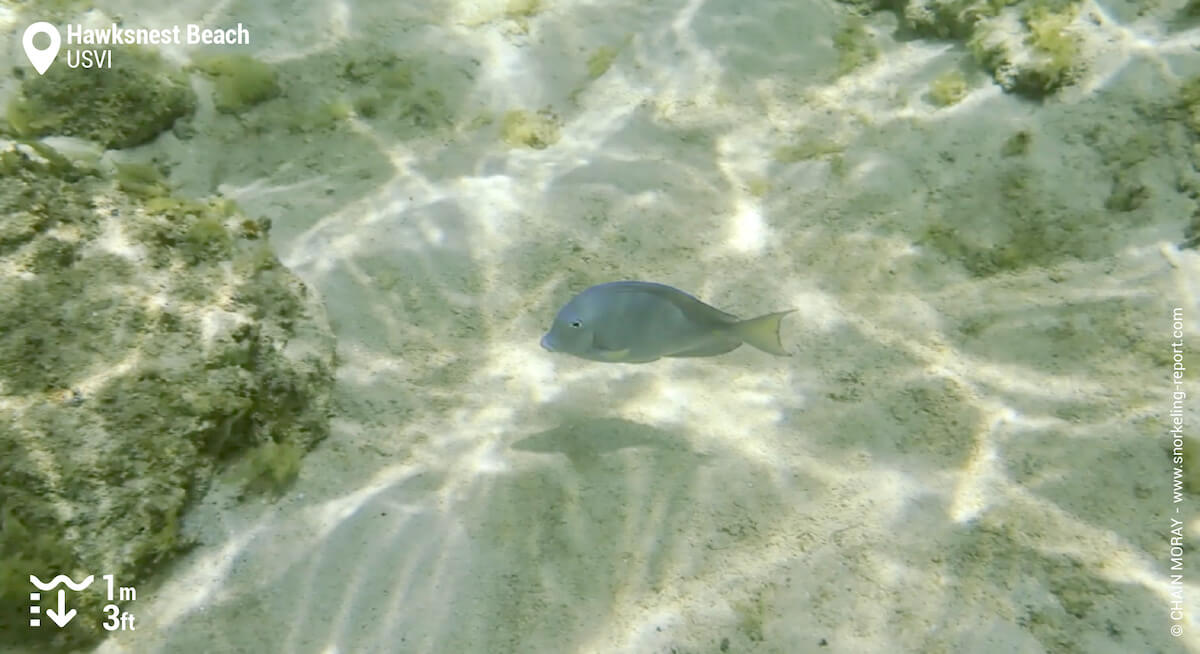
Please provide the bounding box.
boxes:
[595,347,632,362]
[592,342,653,363]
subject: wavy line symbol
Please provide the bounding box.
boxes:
[29,574,93,591]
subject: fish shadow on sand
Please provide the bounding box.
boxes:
[511,417,711,469]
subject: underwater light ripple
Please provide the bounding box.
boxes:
[728,200,766,253]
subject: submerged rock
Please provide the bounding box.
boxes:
[0,141,335,651]
[837,0,1089,99]
[5,47,195,149]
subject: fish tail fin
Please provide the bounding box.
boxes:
[732,310,794,356]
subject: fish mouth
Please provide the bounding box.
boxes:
[539,334,555,351]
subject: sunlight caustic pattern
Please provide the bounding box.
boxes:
[69,0,1200,651]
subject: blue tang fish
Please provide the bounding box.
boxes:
[540,281,794,363]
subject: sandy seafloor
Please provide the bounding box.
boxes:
[5,0,1200,651]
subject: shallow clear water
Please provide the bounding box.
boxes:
[1,0,1199,652]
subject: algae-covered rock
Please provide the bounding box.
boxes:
[5,47,195,149]
[901,0,1036,38]
[1177,76,1200,136]
[0,140,334,651]
[835,0,1086,99]
[968,5,1083,98]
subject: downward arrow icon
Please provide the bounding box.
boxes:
[45,590,76,627]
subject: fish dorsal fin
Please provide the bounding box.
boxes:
[606,281,740,326]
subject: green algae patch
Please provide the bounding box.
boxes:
[833,18,879,75]
[5,47,195,148]
[0,142,334,651]
[190,54,282,114]
[1001,129,1032,156]
[501,110,561,149]
[507,0,542,18]
[276,47,459,138]
[929,70,969,106]
[115,161,170,198]
[235,440,306,497]
[587,46,619,79]
[772,133,845,163]
[917,162,1131,276]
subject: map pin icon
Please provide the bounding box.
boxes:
[22,22,61,75]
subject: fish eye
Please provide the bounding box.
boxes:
[570,320,583,328]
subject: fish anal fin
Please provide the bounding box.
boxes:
[666,338,742,358]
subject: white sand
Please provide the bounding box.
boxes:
[7,0,1199,651]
